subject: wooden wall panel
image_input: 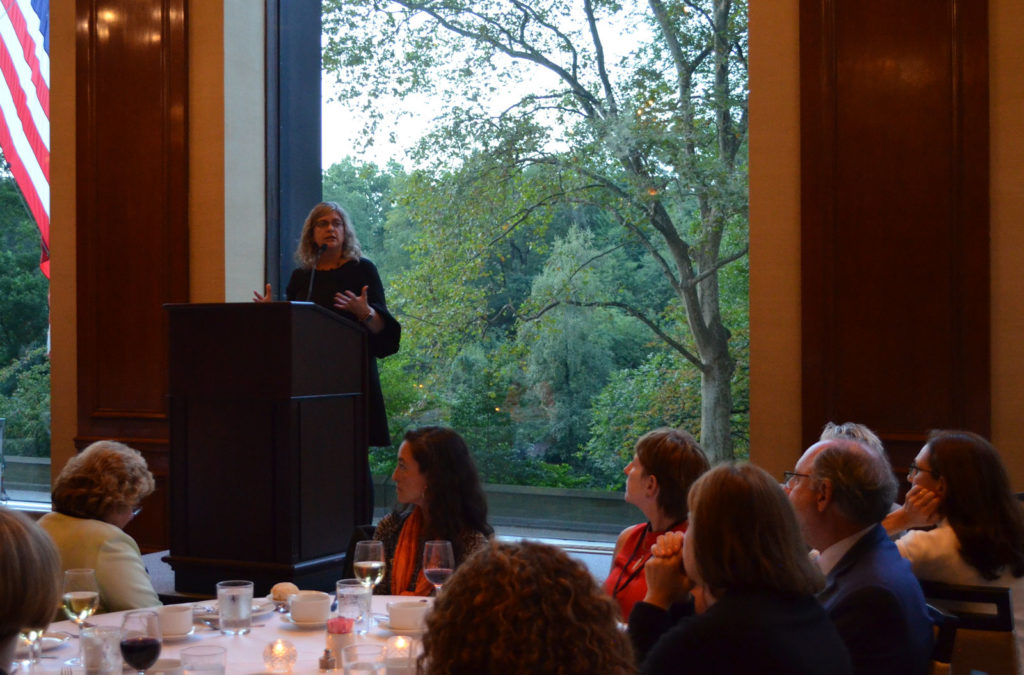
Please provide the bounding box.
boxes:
[800,0,989,473]
[75,0,188,550]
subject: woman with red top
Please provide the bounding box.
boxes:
[604,427,710,619]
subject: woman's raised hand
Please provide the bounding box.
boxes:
[333,285,370,318]
[253,283,272,303]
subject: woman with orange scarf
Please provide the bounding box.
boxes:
[373,427,493,595]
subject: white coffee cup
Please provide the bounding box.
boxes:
[159,604,193,636]
[289,590,331,623]
[386,600,431,630]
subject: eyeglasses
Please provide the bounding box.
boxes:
[783,471,811,488]
[907,463,940,479]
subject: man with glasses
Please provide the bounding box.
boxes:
[784,439,933,675]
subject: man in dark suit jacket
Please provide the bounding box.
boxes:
[786,439,934,675]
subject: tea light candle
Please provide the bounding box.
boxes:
[385,635,415,675]
[263,639,298,672]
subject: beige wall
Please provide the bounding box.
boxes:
[747,0,802,479]
[49,0,76,479]
[748,0,1024,487]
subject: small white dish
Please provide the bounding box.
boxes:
[280,613,326,629]
[375,620,425,637]
[161,626,196,642]
[194,598,275,619]
[15,633,71,657]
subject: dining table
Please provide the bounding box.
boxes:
[30,595,422,674]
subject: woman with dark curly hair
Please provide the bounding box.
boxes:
[883,430,1024,667]
[630,463,852,673]
[38,440,160,611]
[373,426,492,595]
[0,507,61,675]
[420,540,635,674]
[605,428,709,619]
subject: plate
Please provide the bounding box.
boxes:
[161,626,195,642]
[15,633,71,657]
[280,613,326,629]
[375,620,424,637]
[193,598,275,620]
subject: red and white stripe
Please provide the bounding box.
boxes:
[0,0,49,276]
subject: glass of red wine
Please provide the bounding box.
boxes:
[120,610,162,675]
[422,540,454,594]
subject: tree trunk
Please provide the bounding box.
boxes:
[699,341,735,462]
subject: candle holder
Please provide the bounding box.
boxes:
[385,635,420,675]
[263,639,298,672]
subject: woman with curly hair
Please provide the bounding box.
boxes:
[38,440,160,611]
[605,428,709,619]
[0,507,61,675]
[630,463,852,673]
[373,426,492,595]
[883,430,1024,667]
[421,540,635,674]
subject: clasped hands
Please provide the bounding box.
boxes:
[643,531,705,611]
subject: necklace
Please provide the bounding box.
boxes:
[611,521,682,598]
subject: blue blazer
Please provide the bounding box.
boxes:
[818,523,934,675]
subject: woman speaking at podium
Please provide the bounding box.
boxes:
[254,201,401,450]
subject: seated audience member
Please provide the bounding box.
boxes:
[630,463,852,674]
[820,421,886,458]
[39,440,161,612]
[604,428,710,619]
[786,439,933,675]
[883,430,1024,668]
[374,426,492,595]
[0,507,61,675]
[420,540,635,674]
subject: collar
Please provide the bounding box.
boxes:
[816,524,875,576]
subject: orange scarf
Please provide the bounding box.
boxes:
[390,507,434,596]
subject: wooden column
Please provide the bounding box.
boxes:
[75,0,189,550]
[800,0,989,472]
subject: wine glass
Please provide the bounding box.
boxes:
[120,611,161,675]
[422,540,454,594]
[62,568,100,666]
[17,625,47,673]
[352,540,386,591]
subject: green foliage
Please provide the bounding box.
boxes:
[0,169,50,459]
[0,346,49,457]
[582,352,703,489]
[323,0,749,483]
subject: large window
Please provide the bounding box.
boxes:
[0,160,50,503]
[289,0,749,538]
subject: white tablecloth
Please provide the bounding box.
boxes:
[42,595,415,674]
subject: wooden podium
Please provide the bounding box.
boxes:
[164,302,370,595]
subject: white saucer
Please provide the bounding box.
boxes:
[161,627,195,642]
[194,598,275,620]
[375,620,424,637]
[15,633,71,657]
[280,613,327,629]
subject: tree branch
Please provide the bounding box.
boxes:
[583,0,618,115]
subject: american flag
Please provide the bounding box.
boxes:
[0,0,48,277]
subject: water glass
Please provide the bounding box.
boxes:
[216,580,254,635]
[181,645,227,675]
[336,578,372,634]
[341,643,385,675]
[81,626,123,675]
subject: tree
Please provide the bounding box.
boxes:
[323,0,748,461]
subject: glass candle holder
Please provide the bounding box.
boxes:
[263,639,297,672]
